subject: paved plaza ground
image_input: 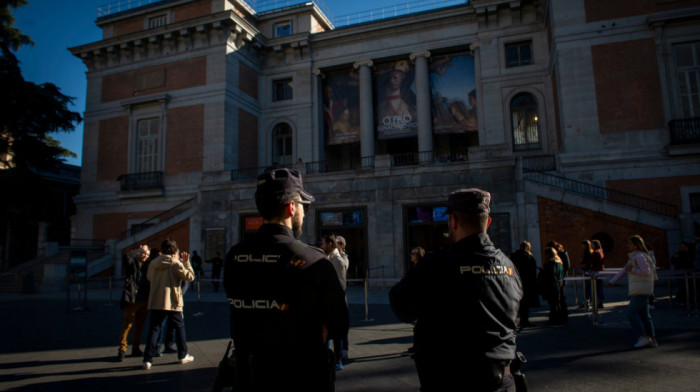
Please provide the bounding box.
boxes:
[1,280,699,391]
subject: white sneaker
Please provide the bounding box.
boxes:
[179,354,194,364]
[143,361,152,370]
[634,336,653,348]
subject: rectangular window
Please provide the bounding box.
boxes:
[148,14,167,29]
[274,21,292,37]
[506,41,533,68]
[690,192,700,213]
[674,41,700,118]
[136,118,160,173]
[273,78,293,101]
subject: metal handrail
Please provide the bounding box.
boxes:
[524,171,678,217]
[522,154,556,172]
[120,196,197,238]
[117,171,163,191]
[390,148,468,167]
[331,0,467,27]
[305,156,374,174]
[96,0,468,29]
[669,117,700,145]
[231,164,293,181]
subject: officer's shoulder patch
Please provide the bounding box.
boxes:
[290,257,307,268]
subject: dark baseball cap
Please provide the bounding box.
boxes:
[445,188,490,214]
[255,168,315,203]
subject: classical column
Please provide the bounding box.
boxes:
[353,60,374,163]
[312,68,324,164]
[410,51,432,162]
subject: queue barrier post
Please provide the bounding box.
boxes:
[590,272,599,326]
[362,272,374,322]
[193,275,204,317]
[572,269,579,306]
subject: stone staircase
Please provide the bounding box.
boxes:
[0,247,106,294]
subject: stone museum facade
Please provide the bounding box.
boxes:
[69,0,700,281]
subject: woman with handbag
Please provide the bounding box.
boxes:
[605,235,658,348]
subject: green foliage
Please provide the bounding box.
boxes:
[0,0,82,170]
[0,0,82,226]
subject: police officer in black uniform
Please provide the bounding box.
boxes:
[224,168,349,392]
[390,188,523,392]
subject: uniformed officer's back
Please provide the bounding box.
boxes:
[223,168,348,392]
[390,188,523,392]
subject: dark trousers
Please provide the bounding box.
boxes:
[333,337,346,363]
[519,300,531,324]
[585,276,605,304]
[143,310,188,362]
[548,285,568,325]
[415,355,516,392]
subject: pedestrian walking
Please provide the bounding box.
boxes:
[606,235,658,348]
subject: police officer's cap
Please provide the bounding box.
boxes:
[446,188,490,215]
[255,168,315,203]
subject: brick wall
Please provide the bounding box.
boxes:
[113,17,144,37]
[606,175,700,213]
[122,218,191,258]
[592,39,664,133]
[93,211,159,240]
[537,197,669,268]
[111,0,212,36]
[166,104,204,173]
[173,1,211,23]
[101,57,207,103]
[585,0,699,22]
[97,116,129,181]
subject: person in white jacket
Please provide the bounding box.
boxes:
[606,235,658,349]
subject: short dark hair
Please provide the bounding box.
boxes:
[323,234,337,250]
[450,210,489,232]
[161,238,179,255]
[256,192,300,220]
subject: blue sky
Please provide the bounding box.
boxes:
[13,0,449,166]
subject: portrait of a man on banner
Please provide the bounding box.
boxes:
[374,60,418,139]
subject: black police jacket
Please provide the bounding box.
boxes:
[224,224,349,381]
[390,233,523,364]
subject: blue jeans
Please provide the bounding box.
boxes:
[627,295,655,337]
[144,310,188,362]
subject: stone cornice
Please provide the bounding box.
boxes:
[310,9,477,51]
[69,10,265,72]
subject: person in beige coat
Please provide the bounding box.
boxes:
[142,238,195,369]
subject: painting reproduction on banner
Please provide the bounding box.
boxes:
[323,69,360,145]
[374,60,417,139]
[430,52,477,135]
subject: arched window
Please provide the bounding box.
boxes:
[510,93,541,151]
[272,123,293,165]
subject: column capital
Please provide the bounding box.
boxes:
[469,42,480,52]
[409,50,431,61]
[312,68,324,78]
[353,59,374,69]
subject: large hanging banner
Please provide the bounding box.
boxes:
[323,69,360,145]
[430,52,478,135]
[374,60,418,139]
